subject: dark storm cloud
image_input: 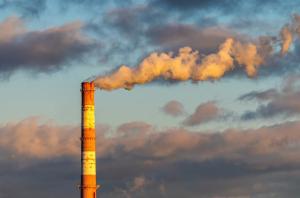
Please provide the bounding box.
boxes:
[0,16,96,78]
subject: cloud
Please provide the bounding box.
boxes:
[183,101,220,126]
[117,121,153,136]
[156,0,239,11]
[0,16,96,78]
[3,116,300,165]
[0,0,47,17]
[85,4,300,80]
[1,117,300,197]
[112,176,149,198]
[240,76,300,120]
[156,0,284,13]
[238,89,278,101]
[161,100,185,117]
[130,176,147,192]
[146,24,241,53]
[104,6,148,39]
[102,6,241,59]
[0,117,111,159]
[0,117,80,158]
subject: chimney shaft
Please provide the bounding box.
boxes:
[81,82,99,198]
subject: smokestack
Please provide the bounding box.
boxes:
[81,82,99,198]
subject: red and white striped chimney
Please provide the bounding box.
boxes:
[81,82,99,198]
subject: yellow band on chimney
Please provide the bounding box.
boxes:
[82,151,96,175]
[83,105,95,129]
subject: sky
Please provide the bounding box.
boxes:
[1,0,300,197]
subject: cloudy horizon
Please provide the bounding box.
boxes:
[1,0,300,197]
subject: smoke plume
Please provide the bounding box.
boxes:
[93,14,300,91]
[280,25,293,55]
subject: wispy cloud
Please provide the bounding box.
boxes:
[240,76,300,120]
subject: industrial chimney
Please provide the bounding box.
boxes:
[81,82,99,198]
